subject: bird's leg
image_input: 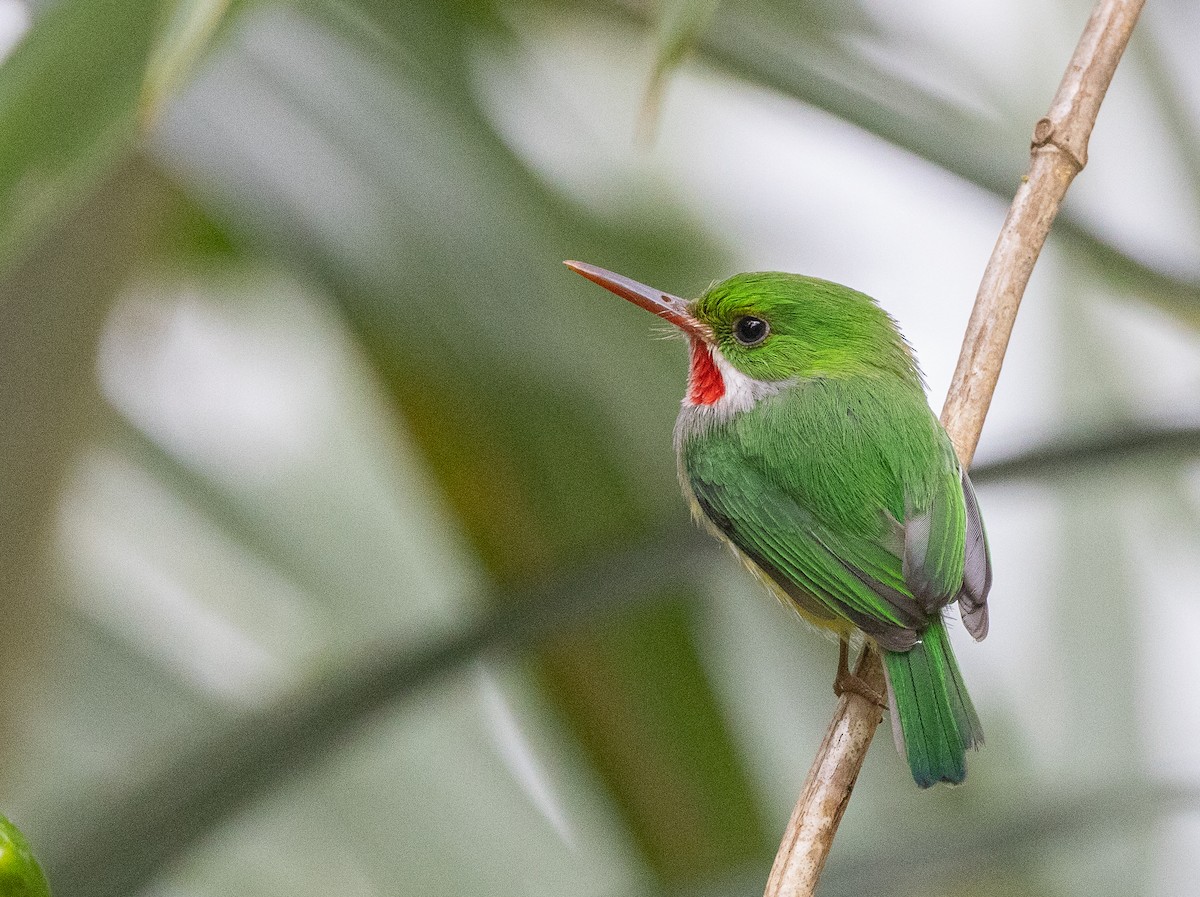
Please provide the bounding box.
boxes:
[833,636,887,709]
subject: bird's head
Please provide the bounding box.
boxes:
[566,262,922,407]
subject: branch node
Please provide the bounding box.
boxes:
[1032,116,1055,144]
[1031,117,1087,171]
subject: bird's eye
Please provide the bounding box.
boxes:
[732,316,770,346]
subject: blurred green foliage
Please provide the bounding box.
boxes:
[3,1,1200,896]
[0,814,51,897]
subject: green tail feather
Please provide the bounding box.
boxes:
[882,619,983,788]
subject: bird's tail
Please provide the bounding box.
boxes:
[882,619,983,788]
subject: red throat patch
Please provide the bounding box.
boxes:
[688,340,725,405]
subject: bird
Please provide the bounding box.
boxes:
[565,260,991,788]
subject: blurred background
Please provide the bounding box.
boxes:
[3,0,1200,895]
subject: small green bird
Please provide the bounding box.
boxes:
[566,261,991,787]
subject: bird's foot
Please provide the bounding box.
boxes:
[833,670,888,709]
[834,638,888,709]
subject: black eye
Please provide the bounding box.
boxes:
[732,316,769,346]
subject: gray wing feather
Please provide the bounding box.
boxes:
[956,469,991,640]
[901,511,936,609]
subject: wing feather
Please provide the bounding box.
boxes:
[689,472,923,651]
[956,470,991,640]
[902,462,967,610]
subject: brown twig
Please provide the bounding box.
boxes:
[763,1,1146,895]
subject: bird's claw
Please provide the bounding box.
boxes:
[833,670,888,709]
[834,637,887,709]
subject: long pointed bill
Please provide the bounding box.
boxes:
[564,260,713,344]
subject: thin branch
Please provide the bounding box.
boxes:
[764,2,1146,895]
[941,0,1147,467]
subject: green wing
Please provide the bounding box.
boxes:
[684,408,989,648]
[899,453,990,638]
[688,466,926,651]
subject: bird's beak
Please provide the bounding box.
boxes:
[564,260,714,344]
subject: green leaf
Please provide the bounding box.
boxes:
[140,0,236,127]
[639,0,721,141]
[0,0,172,270]
[0,814,52,897]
